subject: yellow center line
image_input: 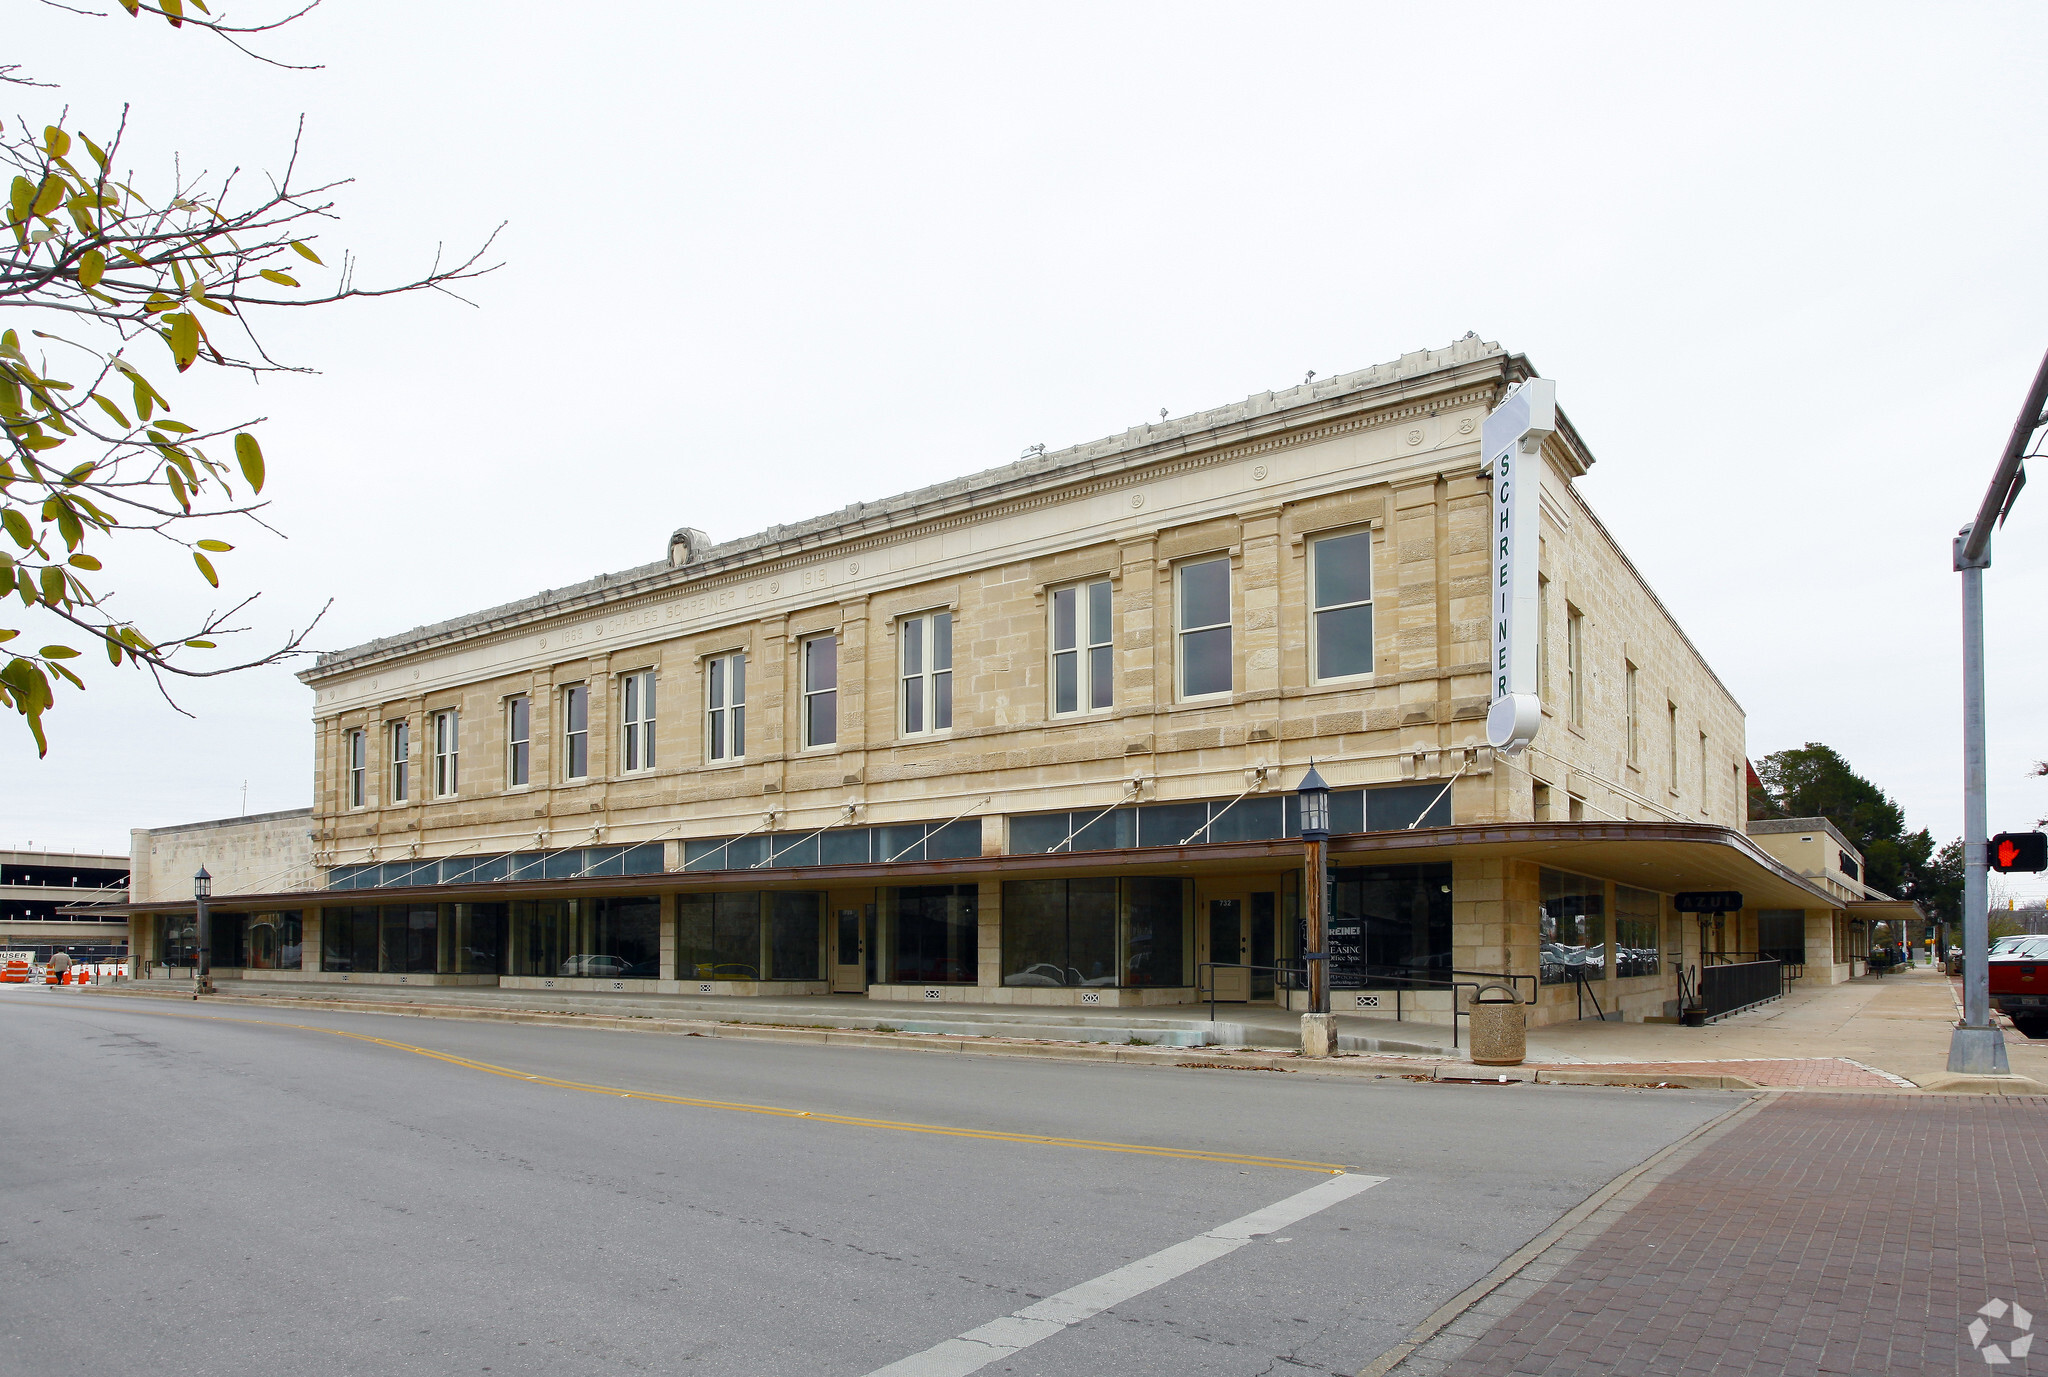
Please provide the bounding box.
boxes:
[77,1003,1357,1175]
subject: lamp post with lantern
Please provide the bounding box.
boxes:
[193,866,214,997]
[1296,764,1335,1056]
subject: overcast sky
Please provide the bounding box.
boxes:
[6,2,2046,898]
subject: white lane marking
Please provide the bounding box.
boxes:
[859,1171,1386,1377]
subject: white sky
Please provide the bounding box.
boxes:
[4,2,2046,898]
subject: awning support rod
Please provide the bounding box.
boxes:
[1051,783,1140,854]
[885,798,992,863]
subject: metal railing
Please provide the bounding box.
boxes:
[1197,961,1538,1050]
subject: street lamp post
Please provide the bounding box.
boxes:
[1297,764,1334,1057]
[193,866,214,998]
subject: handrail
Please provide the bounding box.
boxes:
[1196,960,1307,1025]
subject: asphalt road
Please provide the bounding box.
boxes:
[1,987,1737,1377]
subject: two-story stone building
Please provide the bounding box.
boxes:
[120,337,1869,1028]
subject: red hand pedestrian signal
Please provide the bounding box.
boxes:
[1990,831,2047,873]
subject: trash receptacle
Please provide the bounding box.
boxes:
[1468,984,1525,1066]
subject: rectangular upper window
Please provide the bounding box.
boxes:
[1176,557,1231,699]
[432,710,459,797]
[507,696,530,787]
[1624,663,1640,766]
[1052,580,1113,716]
[389,720,410,803]
[346,728,366,809]
[802,634,838,748]
[620,670,657,772]
[1310,530,1373,681]
[706,652,746,762]
[563,684,589,780]
[900,612,953,736]
[1565,605,1585,727]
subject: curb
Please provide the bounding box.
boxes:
[1357,1093,1774,1377]
[72,985,1466,1078]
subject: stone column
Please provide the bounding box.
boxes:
[977,878,1002,996]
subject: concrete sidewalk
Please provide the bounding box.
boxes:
[1521,965,2048,1092]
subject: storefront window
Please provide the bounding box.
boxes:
[1540,869,1607,985]
[1615,886,1661,977]
[507,897,660,979]
[446,903,506,974]
[381,904,440,974]
[678,892,761,979]
[1327,864,1452,988]
[1001,879,1118,987]
[322,905,378,973]
[1758,910,1805,969]
[768,893,823,981]
[885,885,977,983]
[160,911,199,967]
[1122,877,1190,987]
[245,911,304,970]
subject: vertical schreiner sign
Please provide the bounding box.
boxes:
[1483,378,1556,754]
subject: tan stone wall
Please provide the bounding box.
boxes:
[130,810,314,904]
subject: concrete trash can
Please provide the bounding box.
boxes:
[1468,984,1526,1066]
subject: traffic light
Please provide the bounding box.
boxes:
[1990,831,2048,873]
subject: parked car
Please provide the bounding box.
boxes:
[1991,940,2048,1040]
[559,954,633,978]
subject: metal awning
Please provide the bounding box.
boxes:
[99,820,1845,915]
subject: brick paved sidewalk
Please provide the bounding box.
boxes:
[1435,1096,2048,1376]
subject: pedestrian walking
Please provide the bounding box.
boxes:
[48,950,72,986]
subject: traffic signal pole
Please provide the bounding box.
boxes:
[1946,346,2048,1075]
[1949,532,2002,1072]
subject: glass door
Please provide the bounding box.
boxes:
[830,891,873,993]
[1206,896,1249,1002]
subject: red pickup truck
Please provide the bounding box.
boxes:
[1990,935,2048,1039]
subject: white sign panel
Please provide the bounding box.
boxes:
[1483,378,1556,754]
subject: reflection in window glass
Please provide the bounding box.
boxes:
[1540,869,1606,985]
[707,653,746,761]
[563,686,589,780]
[1052,580,1114,715]
[1177,558,1231,698]
[1616,886,1662,976]
[1001,879,1117,987]
[244,910,304,970]
[1311,530,1374,680]
[1325,864,1452,989]
[506,896,659,978]
[677,892,762,978]
[804,635,838,747]
[507,696,530,787]
[900,613,953,735]
[321,905,378,973]
[768,892,823,980]
[885,885,977,983]
[1122,877,1189,987]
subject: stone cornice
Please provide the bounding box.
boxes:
[301,342,1517,684]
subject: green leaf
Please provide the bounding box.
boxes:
[89,393,132,428]
[162,0,185,26]
[39,644,78,659]
[163,312,199,371]
[0,628,15,643]
[43,127,72,158]
[38,566,63,604]
[32,176,64,218]
[155,420,195,434]
[78,248,104,288]
[258,268,299,287]
[234,432,264,493]
[66,553,100,571]
[7,177,31,223]
[82,134,108,169]
[105,637,122,665]
[1,510,30,548]
[192,550,217,586]
[290,240,324,265]
[183,638,216,649]
[196,538,233,552]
